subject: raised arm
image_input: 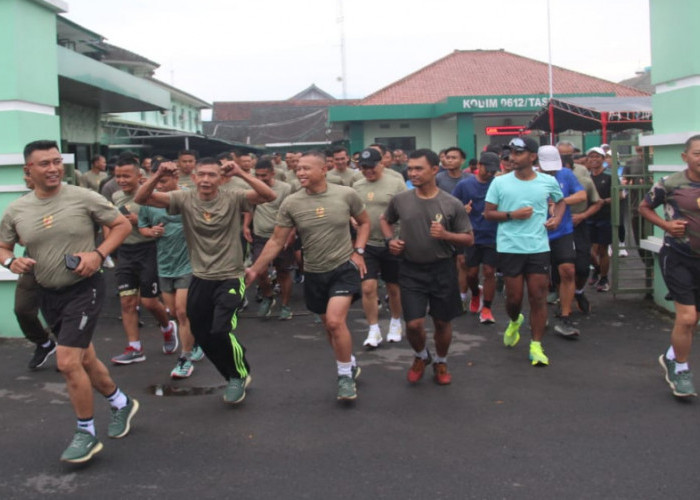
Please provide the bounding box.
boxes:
[134,162,176,208]
[221,160,276,205]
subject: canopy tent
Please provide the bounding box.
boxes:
[527,96,653,143]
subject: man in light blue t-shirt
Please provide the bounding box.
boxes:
[484,137,565,367]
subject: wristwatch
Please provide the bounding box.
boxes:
[506,212,512,221]
[3,257,15,269]
[354,247,365,255]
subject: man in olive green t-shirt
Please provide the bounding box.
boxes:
[0,140,137,464]
[135,156,276,406]
[80,154,107,192]
[327,147,363,187]
[246,150,371,402]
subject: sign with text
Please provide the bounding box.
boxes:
[462,95,549,111]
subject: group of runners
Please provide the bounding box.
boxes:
[3,134,700,465]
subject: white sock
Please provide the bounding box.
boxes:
[128,341,142,351]
[435,356,447,364]
[675,362,689,374]
[666,345,676,361]
[390,317,401,328]
[460,292,468,301]
[160,321,173,333]
[41,339,53,348]
[106,388,128,409]
[337,361,352,377]
[575,288,584,295]
[77,418,95,436]
[368,323,380,333]
[351,355,356,367]
[415,349,429,360]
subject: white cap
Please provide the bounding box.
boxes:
[587,146,606,157]
[537,145,562,171]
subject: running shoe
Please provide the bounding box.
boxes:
[469,285,483,314]
[554,316,580,338]
[479,307,495,324]
[433,362,452,385]
[407,352,432,384]
[108,397,140,438]
[387,322,402,342]
[162,320,179,354]
[619,248,629,258]
[529,342,549,366]
[257,296,276,318]
[671,371,698,397]
[575,292,591,314]
[363,329,382,348]
[546,290,559,304]
[503,314,524,347]
[279,305,293,321]
[658,354,676,387]
[351,364,361,381]
[60,429,103,463]
[337,375,357,400]
[111,346,146,365]
[171,356,194,379]
[223,375,251,404]
[240,297,249,311]
[190,345,205,362]
[596,277,610,292]
[28,339,56,370]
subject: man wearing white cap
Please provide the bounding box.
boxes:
[538,146,586,337]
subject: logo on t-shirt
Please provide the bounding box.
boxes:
[315,207,325,218]
[203,211,212,223]
[367,192,375,201]
[696,197,700,210]
[434,214,443,223]
[42,215,53,229]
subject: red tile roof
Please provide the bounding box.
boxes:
[213,99,358,121]
[360,50,648,105]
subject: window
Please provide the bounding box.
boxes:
[374,137,416,152]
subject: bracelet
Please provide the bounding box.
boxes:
[94,249,106,262]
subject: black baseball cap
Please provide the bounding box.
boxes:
[508,137,539,153]
[358,148,382,167]
[479,152,501,172]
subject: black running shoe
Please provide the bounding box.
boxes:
[28,340,57,370]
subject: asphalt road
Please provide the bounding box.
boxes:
[1,270,698,499]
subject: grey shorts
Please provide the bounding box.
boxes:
[159,274,193,294]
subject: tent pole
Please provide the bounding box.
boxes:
[601,112,608,144]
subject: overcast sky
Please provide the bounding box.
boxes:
[63,0,651,109]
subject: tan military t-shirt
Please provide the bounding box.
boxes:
[168,189,252,280]
[80,170,107,192]
[383,168,405,182]
[112,190,154,245]
[570,170,601,215]
[0,185,119,289]
[353,174,407,246]
[253,180,291,239]
[178,173,196,191]
[220,176,250,192]
[277,183,365,273]
[327,168,363,187]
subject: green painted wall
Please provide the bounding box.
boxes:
[652,89,700,134]
[649,0,700,85]
[0,111,61,154]
[456,115,475,160]
[348,122,364,154]
[0,0,59,107]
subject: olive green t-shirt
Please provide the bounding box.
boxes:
[0,185,119,289]
[178,173,196,191]
[353,174,407,246]
[168,189,252,280]
[220,176,250,192]
[327,168,364,187]
[112,190,154,245]
[570,168,601,215]
[80,170,107,192]
[277,183,365,273]
[383,168,406,182]
[253,180,292,238]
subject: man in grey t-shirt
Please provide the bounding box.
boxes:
[382,149,473,386]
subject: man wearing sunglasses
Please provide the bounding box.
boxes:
[484,137,565,366]
[353,148,407,348]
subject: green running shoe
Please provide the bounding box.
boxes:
[108,397,140,439]
[190,345,205,362]
[257,296,275,318]
[337,375,357,400]
[529,341,549,366]
[60,429,103,463]
[671,370,698,398]
[503,314,524,347]
[171,357,194,379]
[658,354,675,388]
[351,364,361,381]
[223,375,252,404]
[279,305,293,321]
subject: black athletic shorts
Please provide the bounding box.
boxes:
[660,245,700,310]
[252,234,295,270]
[465,244,498,268]
[115,242,160,298]
[587,219,612,246]
[362,244,400,283]
[549,233,576,266]
[399,258,461,322]
[498,252,551,277]
[303,261,361,314]
[40,272,105,348]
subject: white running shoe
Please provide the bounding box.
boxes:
[363,328,383,348]
[387,322,402,342]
